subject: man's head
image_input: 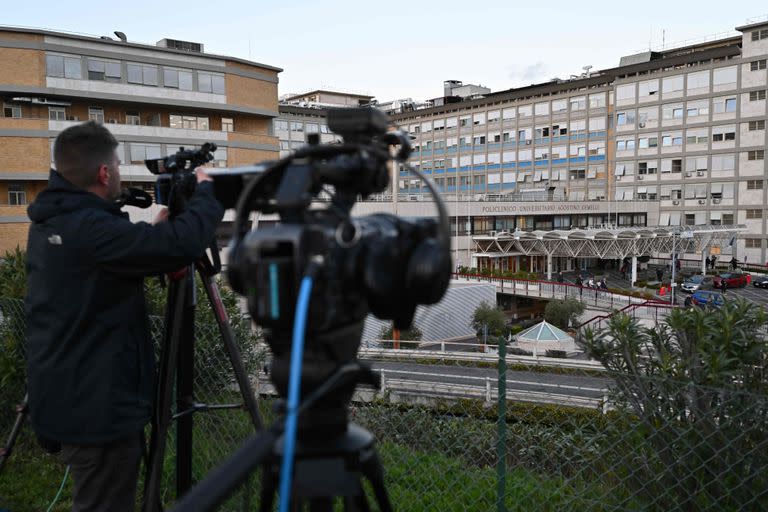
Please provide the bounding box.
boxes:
[53,121,121,200]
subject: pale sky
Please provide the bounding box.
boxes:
[4,1,767,101]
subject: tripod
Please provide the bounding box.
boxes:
[0,394,28,474]
[142,248,264,511]
[170,360,393,512]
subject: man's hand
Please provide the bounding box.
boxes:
[152,208,169,225]
[195,167,213,184]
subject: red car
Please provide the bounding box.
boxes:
[712,271,748,289]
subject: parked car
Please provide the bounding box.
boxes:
[690,290,725,308]
[681,275,714,293]
[753,275,768,289]
[712,271,749,289]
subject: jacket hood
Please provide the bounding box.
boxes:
[27,170,119,222]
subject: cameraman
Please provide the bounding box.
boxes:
[24,121,224,511]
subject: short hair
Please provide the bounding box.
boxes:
[53,121,119,188]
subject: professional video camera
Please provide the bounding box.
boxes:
[173,107,452,510]
[145,142,218,210]
[222,107,451,414]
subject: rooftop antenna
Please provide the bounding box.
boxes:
[114,31,127,42]
[582,65,593,77]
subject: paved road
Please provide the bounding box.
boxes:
[363,360,610,402]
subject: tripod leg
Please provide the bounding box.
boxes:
[198,271,264,431]
[144,277,188,512]
[360,449,392,512]
[259,465,277,512]
[0,393,28,475]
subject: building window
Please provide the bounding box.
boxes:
[46,54,82,79]
[713,97,737,113]
[8,184,26,206]
[750,60,767,71]
[129,143,162,163]
[746,209,763,220]
[685,214,696,226]
[163,68,194,90]
[48,106,66,121]
[274,120,288,131]
[126,111,140,125]
[616,110,635,125]
[747,180,763,190]
[87,58,121,81]
[198,71,225,94]
[569,96,586,111]
[290,122,303,132]
[672,159,682,173]
[569,168,586,180]
[169,114,209,130]
[213,146,227,167]
[126,63,159,86]
[3,104,21,118]
[713,66,737,87]
[748,150,766,161]
[752,29,768,41]
[88,107,104,124]
[222,117,234,132]
[745,239,762,249]
[588,93,606,109]
[749,120,766,131]
[712,128,736,142]
[749,90,767,101]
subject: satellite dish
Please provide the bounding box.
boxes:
[114,31,127,42]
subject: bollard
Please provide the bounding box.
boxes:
[485,377,492,403]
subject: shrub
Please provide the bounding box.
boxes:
[545,349,567,358]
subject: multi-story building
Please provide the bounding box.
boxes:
[0,27,281,251]
[385,19,768,268]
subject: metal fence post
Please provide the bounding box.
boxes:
[380,371,387,394]
[485,377,492,403]
[497,336,508,512]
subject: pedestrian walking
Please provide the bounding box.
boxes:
[720,279,728,294]
[655,268,663,282]
[557,270,564,283]
[731,257,738,270]
[600,278,608,290]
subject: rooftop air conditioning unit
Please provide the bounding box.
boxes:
[713,198,722,204]
[698,199,706,205]
[637,175,644,180]
[616,176,622,181]
[697,171,705,176]
[638,122,646,128]
[107,119,117,124]
[67,116,79,121]
[673,200,680,205]
[525,140,532,145]
[685,171,692,177]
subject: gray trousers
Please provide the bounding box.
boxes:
[59,434,143,512]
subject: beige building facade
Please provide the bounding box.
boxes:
[0,27,281,252]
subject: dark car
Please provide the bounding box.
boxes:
[753,275,768,289]
[712,271,748,289]
[690,290,725,308]
[681,275,714,293]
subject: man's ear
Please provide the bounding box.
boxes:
[96,164,110,186]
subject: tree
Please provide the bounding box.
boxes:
[471,301,507,339]
[579,301,768,509]
[378,323,422,349]
[544,298,585,330]
[378,324,423,342]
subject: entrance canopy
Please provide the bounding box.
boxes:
[473,225,746,260]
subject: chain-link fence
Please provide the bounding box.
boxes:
[3,295,768,511]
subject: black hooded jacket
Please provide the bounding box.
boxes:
[25,170,224,445]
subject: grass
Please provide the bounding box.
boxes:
[2,425,637,512]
